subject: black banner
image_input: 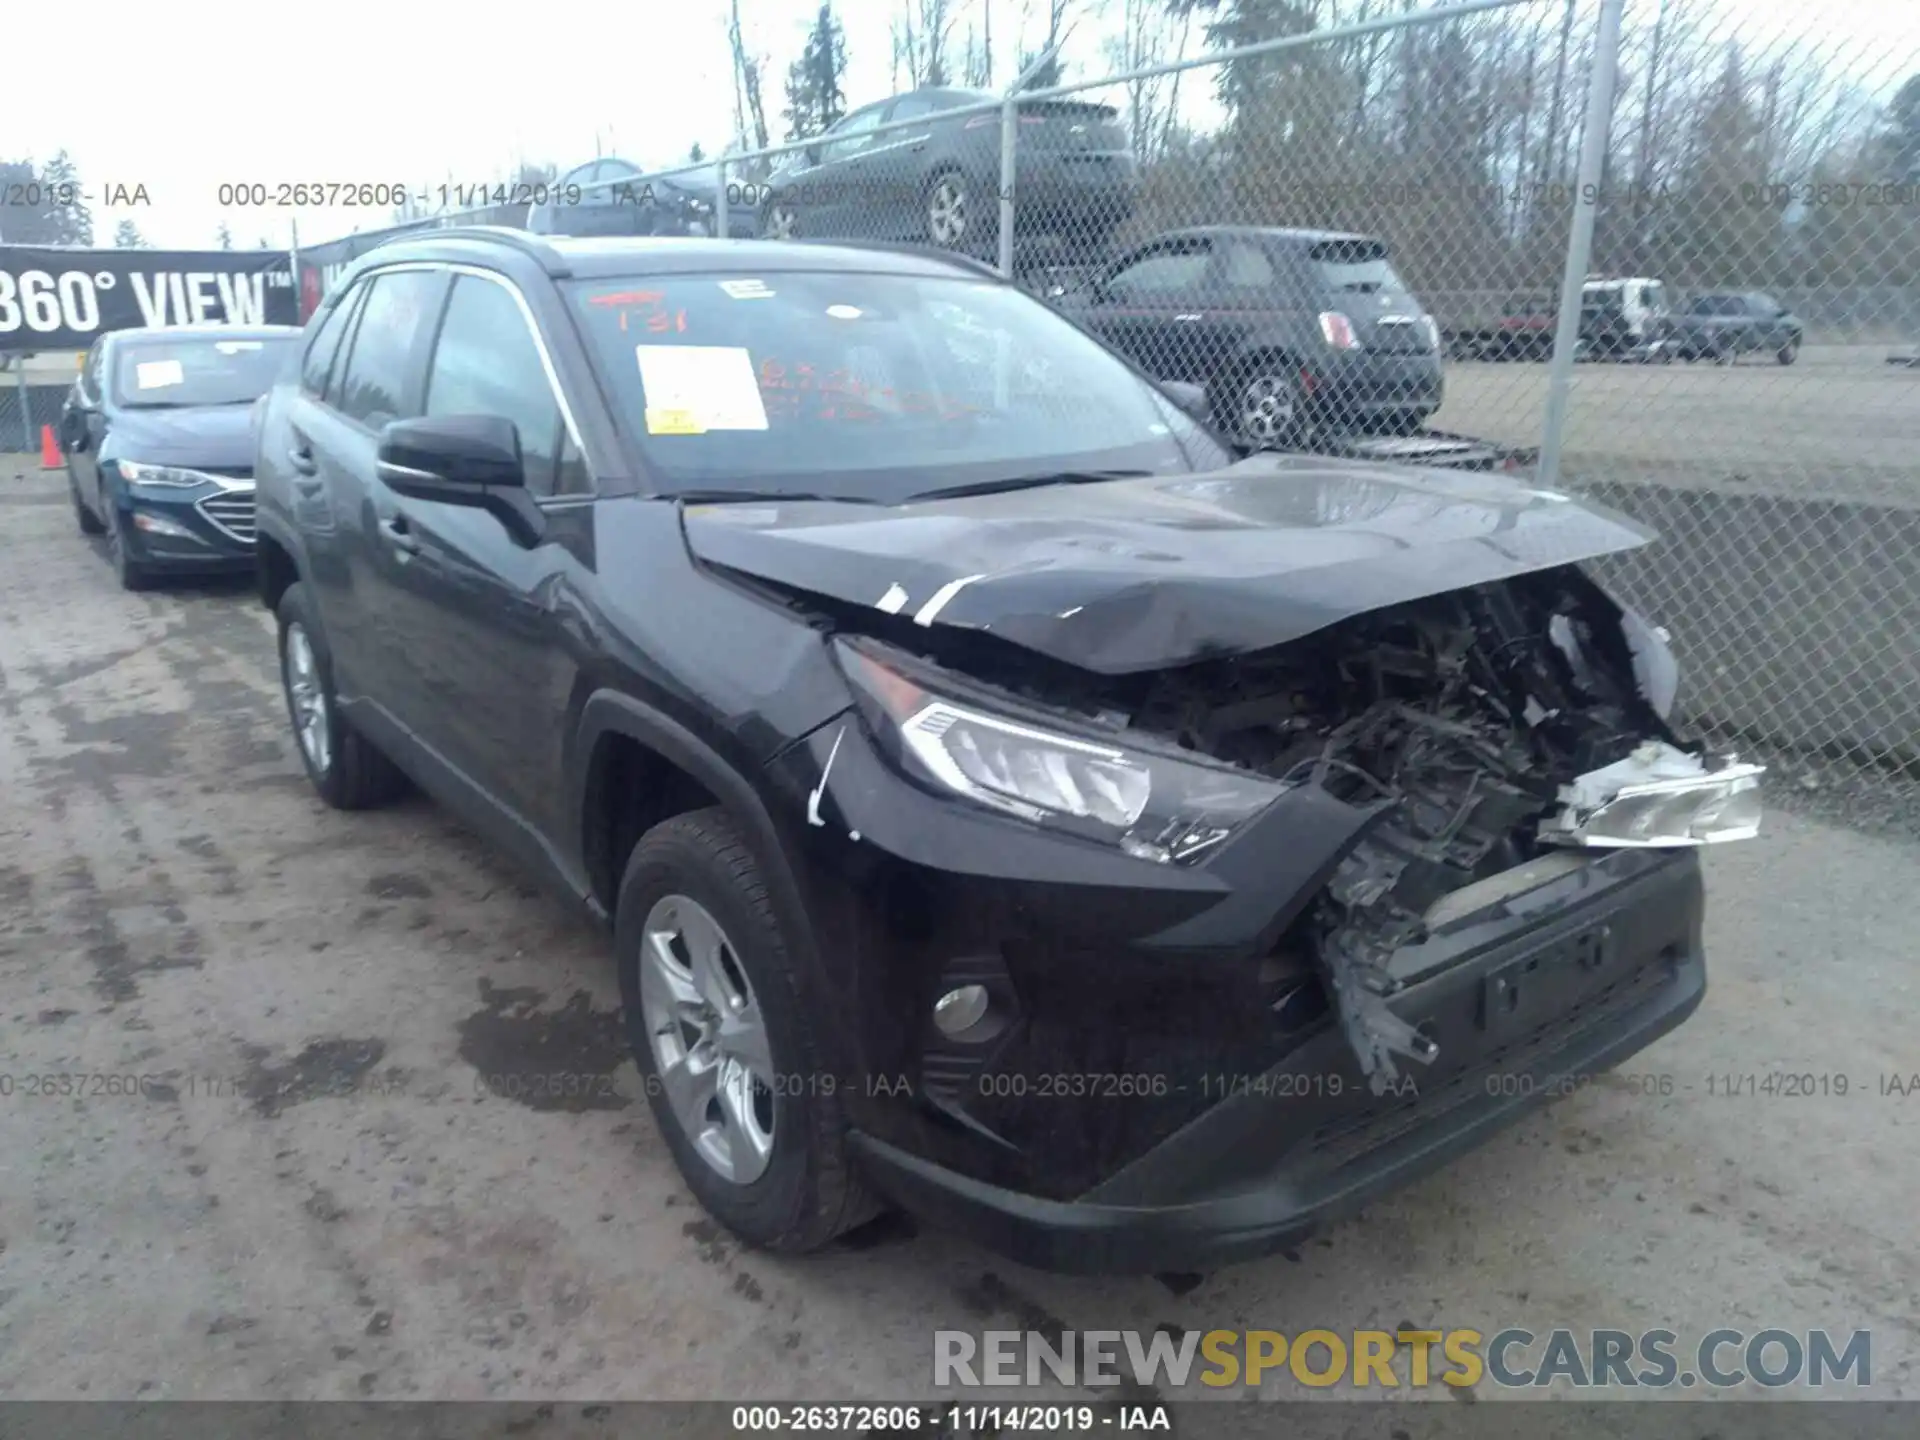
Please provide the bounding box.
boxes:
[0,246,296,353]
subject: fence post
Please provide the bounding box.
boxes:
[288,217,303,322]
[1537,0,1625,491]
[997,90,1019,278]
[1000,37,1070,279]
[715,157,730,239]
[15,358,33,455]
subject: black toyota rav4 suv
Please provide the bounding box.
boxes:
[252,227,1761,1274]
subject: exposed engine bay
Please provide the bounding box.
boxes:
[839,566,1679,1094]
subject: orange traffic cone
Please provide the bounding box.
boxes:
[39,424,62,470]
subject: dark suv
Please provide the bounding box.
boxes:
[756,87,1136,258]
[251,227,1759,1274]
[62,324,302,589]
[1052,227,1445,446]
[1673,291,1802,365]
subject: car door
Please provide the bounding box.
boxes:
[873,94,943,237]
[376,269,592,842]
[805,104,890,236]
[1072,236,1217,382]
[300,266,450,708]
[279,277,368,644]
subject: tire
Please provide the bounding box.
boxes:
[103,506,153,591]
[759,200,798,241]
[1777,336,1799,366]
[616,807,877,1254]
[70,474,104,535]
[1214,356,1306,450]
[276,581,410,810]
[923,168,987,255]
[1379,409,1428,437]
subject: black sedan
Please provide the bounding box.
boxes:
[756,86,1136,259]
[61,325,300,589]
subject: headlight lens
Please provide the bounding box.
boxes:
[1538,741,1764,848]
[837,639,1284,864]
[118,459,214,488]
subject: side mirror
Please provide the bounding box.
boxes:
[375,415,545,546]
[1157,380,1211,425]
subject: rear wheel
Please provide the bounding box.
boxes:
[1215,358,1306,450]
[616,808,876,1252]
[925,169,987,253]
[276,582,410,810]
[759,201,798,241]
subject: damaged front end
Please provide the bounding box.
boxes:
[832,565,1761,1098]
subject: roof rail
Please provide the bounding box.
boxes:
[793,237,1006,280]
[391,225,572,276]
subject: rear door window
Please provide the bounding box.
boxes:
[302,282,364,401]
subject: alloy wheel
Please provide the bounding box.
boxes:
[927,177,968,246]
[761,204,797,241]
[283,622,333,775]
[1238,374,1298,447]
[639,893,777,1185]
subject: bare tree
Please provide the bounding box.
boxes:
[728,0,771,152]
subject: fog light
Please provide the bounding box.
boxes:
[131,512,200,540]
[933,985,991,1037]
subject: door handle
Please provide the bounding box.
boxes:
[378,514,421,556]
[287,442,318,475]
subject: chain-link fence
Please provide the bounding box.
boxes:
[292,0,1920,791]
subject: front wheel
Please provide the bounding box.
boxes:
[1777,336,1800,366]
[103,507,152,591]
[925,170,986,253]
[616,808,876,1253]
[70,474,104,535]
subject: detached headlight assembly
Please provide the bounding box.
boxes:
[118,459,214,488]
[836,639,1284,865]
[1539,741,1764,848]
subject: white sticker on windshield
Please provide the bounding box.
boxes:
[719,279,775,300]
[134,359,185,390]
[214,341,263,354]
[636,345,769,433]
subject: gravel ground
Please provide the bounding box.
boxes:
[1,459,1916,1408]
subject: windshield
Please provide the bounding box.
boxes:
[112,335,297,408]
[566,270,1228,503]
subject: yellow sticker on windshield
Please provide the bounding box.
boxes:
[646,407,707,435]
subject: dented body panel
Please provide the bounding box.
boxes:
[683,455,1654,673]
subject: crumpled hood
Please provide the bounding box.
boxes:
[682,454,1655,674]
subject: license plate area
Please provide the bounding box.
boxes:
[1479,924,1615,1039]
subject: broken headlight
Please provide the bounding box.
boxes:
[1538,740,1764,848]
[836,639,1284,864]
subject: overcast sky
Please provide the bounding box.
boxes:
[7,0,1916,252]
